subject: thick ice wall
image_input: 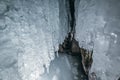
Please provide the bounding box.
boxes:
[0,0,68,80]
[76,0,120,80]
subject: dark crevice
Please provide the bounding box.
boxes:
[58,0,95,80]
[68,0,75,34]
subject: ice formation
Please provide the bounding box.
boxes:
[76,0,120,80]
[0,0,68,80]
[0,0,120,80]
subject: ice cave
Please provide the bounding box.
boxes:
[0,0,120,80]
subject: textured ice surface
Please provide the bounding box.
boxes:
[0,0,120,80]
[40,54,74,80]
[76,0,120,80]
[0,0,68,80]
